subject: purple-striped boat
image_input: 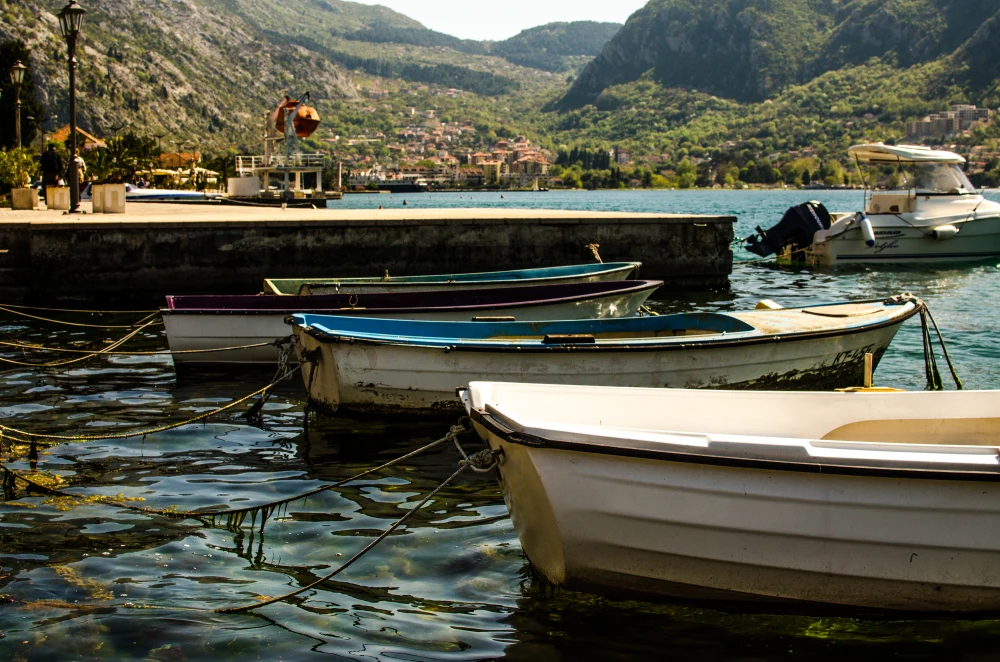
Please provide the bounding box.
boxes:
[162,280,662,365]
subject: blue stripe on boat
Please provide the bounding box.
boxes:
[292,313,757,348]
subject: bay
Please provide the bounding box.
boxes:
[1,190,999,661]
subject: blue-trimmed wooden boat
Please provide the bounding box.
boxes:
[290,295,921,414]
[263,262,642,295]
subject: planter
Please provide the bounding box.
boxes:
[102,184,127,214]
[11,188,39,210]
[47,186,70,211]
[91,184,105,213]
[227,176,260,197]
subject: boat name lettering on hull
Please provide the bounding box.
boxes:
[872,240,900,254]
[831,344,876,366]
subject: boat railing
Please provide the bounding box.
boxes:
[236,154,327,175]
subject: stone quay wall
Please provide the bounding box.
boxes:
[0,205,735,303]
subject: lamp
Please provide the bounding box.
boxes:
[57,1,85,38]
[58,0,86,213]
[9,60,26,149]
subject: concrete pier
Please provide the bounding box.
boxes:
[0,203,735,303]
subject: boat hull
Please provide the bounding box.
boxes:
[809,215,1000,265]
[164,287,654,365]
[296,317,907,415]
[473,425,1000,611]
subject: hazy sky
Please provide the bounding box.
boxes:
[348,0,649,41]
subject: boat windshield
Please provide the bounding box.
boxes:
[870,162,975,195]
[912,163,976,195]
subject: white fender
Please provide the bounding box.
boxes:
[859,216,876,247]
[931,224,959,240]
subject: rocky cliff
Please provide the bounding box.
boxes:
[0,0,368,147]
[559,0,1000,108]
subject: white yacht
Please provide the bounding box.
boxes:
[746,144,1000,265]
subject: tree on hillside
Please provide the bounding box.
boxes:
[0,40,44,150]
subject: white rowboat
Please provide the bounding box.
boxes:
[463,382,1000,612]
[164,280,661,365]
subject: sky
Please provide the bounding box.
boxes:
[348,0,650,41]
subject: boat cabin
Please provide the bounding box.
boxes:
[848,144,976,215]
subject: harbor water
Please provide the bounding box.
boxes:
[2,190,1000,660]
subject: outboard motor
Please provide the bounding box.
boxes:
[745,201,831,259]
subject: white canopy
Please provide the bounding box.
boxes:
[848,143,966,164]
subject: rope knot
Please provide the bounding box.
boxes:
[447,416,472,440]
[461,448,503,473]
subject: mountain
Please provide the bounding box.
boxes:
[338,19,621,73]
[559,0,1000,109]
[0,0,557,149]
[492,21,622,72]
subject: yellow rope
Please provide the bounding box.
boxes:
[0,369,297,443]
[0,319,159,368]
[0,303,158,315]
[733,243,812,266]
[1,423,465,521]
[0,339,276,357]
[0,307,161,329]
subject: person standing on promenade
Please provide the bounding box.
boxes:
[40,143,63,204]
[72,154,87,182]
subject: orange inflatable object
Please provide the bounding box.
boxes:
[274,97,321,138]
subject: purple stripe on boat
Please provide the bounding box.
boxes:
[164,280,663,314]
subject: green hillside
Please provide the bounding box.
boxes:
[2,0,999,182]
[0,0,569,149]
[560,0,1000,108]
[492,21,622,72]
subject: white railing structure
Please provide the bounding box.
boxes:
[236,153,327,177]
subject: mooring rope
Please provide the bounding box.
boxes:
[0,421,475,524]
[0,319,161,368]
[216,434,501,614]
[0,371,297,444]
[0,307,161,329]
[0,337,286,357]
[919,304,963,390]
[1,419,503,617]
[217,463,468,613]
[0,303,158,315]
[732,243,813,265]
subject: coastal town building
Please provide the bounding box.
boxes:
[907,105,994,138]
[331,115,553,189]
[482,161,505,185]
[49,125,105,150]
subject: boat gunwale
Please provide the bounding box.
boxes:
[294,301,920,353]
[264,261,643,293]
[469,407,1000,482]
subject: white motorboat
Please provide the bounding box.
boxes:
[746,144,1000,265]
[81,182,210,203]
[462,382,1000,612]
[291,295,920,415]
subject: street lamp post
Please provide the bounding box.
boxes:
[9,60,26,149]
[58,0,86,214]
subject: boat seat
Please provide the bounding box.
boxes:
[820,418,1000,446]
